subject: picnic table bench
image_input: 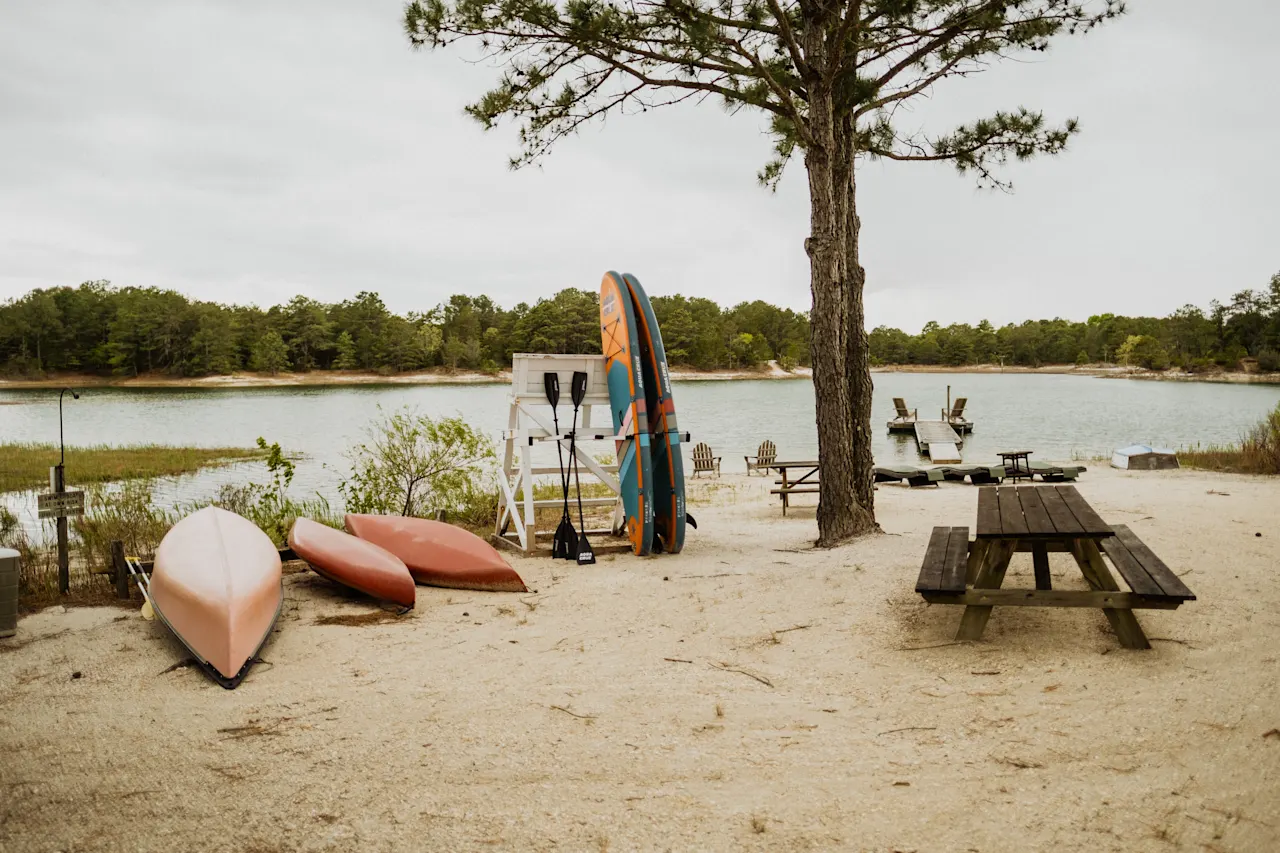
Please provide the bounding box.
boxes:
[768,460,820,515]
[915,485,1194,649]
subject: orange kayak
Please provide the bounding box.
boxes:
[344,514,527,592]
[150,507,282,689]
[288,518,415,608]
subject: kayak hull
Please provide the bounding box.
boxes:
[150,506,283,689]
[288,518,415,608]
[344,514,527,592]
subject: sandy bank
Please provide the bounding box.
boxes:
[2,363,1276,390]
[2,467,1277,851]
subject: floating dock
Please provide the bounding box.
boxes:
[913,420,963,464]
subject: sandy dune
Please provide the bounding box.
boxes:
[2,467,1278,852]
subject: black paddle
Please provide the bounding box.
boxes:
[570,371,595,565]
[544,372,575,560]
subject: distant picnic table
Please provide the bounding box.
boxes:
[915,485,1195,649]
[767,460,819,515]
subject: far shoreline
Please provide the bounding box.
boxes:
[1,363,1278,391]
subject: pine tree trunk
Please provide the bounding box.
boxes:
[838,117,879,525]
[801,44,863,547]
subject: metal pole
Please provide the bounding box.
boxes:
[56,463,69,594]
[56,388,77,595]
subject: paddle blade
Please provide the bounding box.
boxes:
[575,533,596,565]
[543,372,560,408]
[553,517,574,559]
[571,371,588,407]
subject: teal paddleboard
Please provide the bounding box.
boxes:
[623,273,686,554]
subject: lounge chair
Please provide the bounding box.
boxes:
[887,398,917,431]
[691,442,721,478]
[944,397,971,431]
[744,440,777,477]
[1027,461,1085,482]
[873,466,942,487]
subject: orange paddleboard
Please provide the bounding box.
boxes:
[288,518,415,608]
[344,515,527,593]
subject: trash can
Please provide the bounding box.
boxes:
[0,547,18,638]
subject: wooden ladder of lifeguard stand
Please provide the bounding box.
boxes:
[494,354,627,555]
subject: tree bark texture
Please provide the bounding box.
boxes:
[801,24,866,547]
[837,115,879,526]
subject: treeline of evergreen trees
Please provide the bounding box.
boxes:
[869,273,1280,372]
[2,273,1277,378]
[0,282,810,377]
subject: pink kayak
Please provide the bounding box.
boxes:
[149,506,282,689]
[288,518,415,608]
[344,514,527,592]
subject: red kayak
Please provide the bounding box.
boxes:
[288,518,415,608]
[344,514,527,593]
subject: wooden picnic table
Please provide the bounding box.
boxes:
[916,485,1195,649]
[767,460,820,515]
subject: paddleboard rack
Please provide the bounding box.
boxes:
[495,354,690,556]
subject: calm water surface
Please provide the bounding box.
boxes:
[3,374,1278,527]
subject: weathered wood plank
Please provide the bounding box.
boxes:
[956,540,1016,641]
[1032,542,1052,591]
[921,589,1183,609]
[976,487,1002,537]
[966,539,990,585]
[1018,488,1055,536]
[1039,487,1085,535]
[1056,486,1113,536]
[1111,525,1198,596]
[940,527,969,593]
[997,488,1030,537]
[916,526,952,592]
[1098,535,1165,596]
[1071,539,1151,649]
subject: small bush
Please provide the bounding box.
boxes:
[74,480,177,572]
[1257,348,1280,373]
[1181,403,1280,474]
[337,406,496,518]
[191,437,341,545]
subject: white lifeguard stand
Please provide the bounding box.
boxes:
[495,353,626,555]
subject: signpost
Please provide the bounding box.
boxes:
[52,388,81,594]
[41,468,84,594]
[37,489,85,519]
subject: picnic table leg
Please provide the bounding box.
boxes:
[965,540,990,586]
[956,540,1016,641]
[1032,542,1052,590]
[781,468,790,516]
[1070,540,1151,650]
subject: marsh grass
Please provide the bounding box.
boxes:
[1180,404,1280,474]
[0,442,264,493]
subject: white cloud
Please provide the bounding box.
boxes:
[1,0,1276,331]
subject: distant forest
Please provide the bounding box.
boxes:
[2,274,1278,377]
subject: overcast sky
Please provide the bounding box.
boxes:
[1,1,1276,333]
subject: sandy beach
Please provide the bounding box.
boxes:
[3,363,1277,391]
[2,466,1278,852]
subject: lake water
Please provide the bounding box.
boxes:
[3,374,1278,528]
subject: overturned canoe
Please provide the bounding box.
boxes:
[344,514,527,593]
[288,518,415,609]
[150,506,282,689]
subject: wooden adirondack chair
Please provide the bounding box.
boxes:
[944,397,970,431]
[691,442,721,478]
[890,397,917,425]
[744,439,777,476]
